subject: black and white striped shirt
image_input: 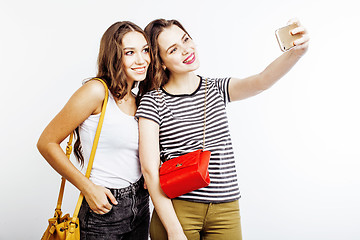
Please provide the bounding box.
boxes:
[136,76,241,203]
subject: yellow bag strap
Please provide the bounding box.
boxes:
[71,78,109,222]
[54,78,109,223]
[54,133,74,216]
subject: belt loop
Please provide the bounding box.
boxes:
[131,183,136,195]
[113,189,118,198]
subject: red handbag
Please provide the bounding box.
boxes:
[159,149,211,198]
[159,78,211,198]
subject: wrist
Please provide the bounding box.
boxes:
[166,225,184,236]
[79,179,95,196]
[288,47,307,59]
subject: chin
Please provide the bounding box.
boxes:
[190,62,200,71]
[131,75,147,82]
[133,78,145,83]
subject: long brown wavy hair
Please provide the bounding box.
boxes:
[74,21,153,166]
[144,19,191,89]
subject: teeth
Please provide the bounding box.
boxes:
[184,54,194,63]
[133,67,146,73]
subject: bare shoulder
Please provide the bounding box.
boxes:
[81,79,107,100]
[67,79,107,114]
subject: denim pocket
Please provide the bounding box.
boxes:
[89,205,113,217]
[79,184,150,237]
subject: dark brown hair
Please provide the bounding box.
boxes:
[144,19,191,89]
[97,21,152,100]
[74,21,153,166]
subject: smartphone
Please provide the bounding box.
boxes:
[275,23,302,52]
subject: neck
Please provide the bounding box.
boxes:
[165,72,199,94]
[123,79,136,99]
[127,79,135,93]
[117,79,135,103]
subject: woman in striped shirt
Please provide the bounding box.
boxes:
[136,18,309,240]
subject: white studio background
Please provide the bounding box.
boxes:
[1,0,359,239]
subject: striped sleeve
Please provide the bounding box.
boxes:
[213,77,231,105]
[135,91,160,125]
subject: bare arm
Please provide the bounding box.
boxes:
[37,80,117,214]
[229,19,310,101]
[139,117,187,240]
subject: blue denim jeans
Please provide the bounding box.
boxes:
[78,177,150,240]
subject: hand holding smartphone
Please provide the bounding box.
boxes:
[275,23,303,52]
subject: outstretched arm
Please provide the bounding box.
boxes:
[139,117,187,240]
[229,18,310,102]
[37,80,117,214]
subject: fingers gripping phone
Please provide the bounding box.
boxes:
[275,23,302,52]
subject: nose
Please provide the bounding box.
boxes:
[135,52,146,65]
[182,45,190,55]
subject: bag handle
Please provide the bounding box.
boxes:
[202,77,207,150]
[53,78,109,228]
[54,133,74,218]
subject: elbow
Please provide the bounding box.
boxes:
[140,162,160,186]
[141,166,158,182]
[37,134,50,158]
[139,152,160,183]
[37,136,45,155]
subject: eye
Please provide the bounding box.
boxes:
[125,51,134,56]
[143,47,150,53]
[170,47,177,54]
[184,36,190,43]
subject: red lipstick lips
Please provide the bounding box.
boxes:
[183,53,195,64]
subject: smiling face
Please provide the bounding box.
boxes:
[157,25,200,75]
[122,31,151,82]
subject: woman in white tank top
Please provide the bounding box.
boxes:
[37,21,154,240]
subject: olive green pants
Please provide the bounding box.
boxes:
[150,199,242,240]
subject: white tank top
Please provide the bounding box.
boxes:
[79,91,141,188]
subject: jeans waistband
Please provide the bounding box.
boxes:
[107,177,144,198]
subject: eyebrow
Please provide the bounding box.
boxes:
[123,44,149,51]
[166,33,187,53]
